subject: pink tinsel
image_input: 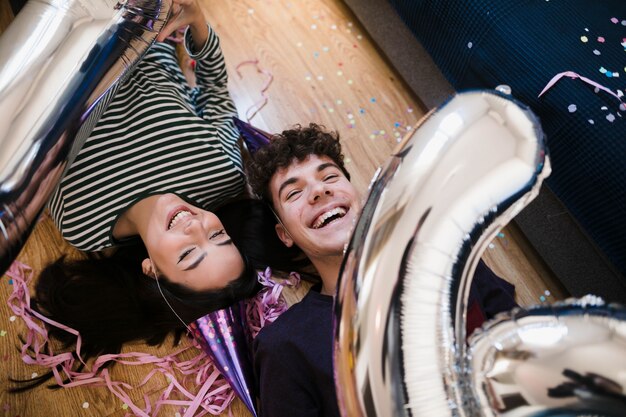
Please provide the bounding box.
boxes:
[5,261,299,416]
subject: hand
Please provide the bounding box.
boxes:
[156,0,208,47]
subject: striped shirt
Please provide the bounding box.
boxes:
[48,26,245,251]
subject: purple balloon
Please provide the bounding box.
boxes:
[190,301,258,416]
[233,117,272,155]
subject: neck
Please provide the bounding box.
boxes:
[113,195,160,240]
[310,254,343,296]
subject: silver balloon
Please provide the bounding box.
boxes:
[468,296,626,417]
[334,90,550,417]
[0,0,171,274]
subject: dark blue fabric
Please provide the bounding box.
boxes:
[389,0,626,277]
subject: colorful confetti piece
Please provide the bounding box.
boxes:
[0,330,6,337]
[82,402,89,409]
[544,290,551,296]
[9,316,15,322]
[597,36,605,43]
[347,79,353,85]
[588,119,595,124]
[370,97,377,103]
[488,243,495,249]
[580,35,588,43]
[121,404,129,410]
[540,295,546,302]
[593,49,601,55]
[31,372,38,378]
[611,17,619,24]
[567,104,577,113]
[310,24,317,30]
[467,41,473,48]
[606,113,616,122]
[345,158,352,163]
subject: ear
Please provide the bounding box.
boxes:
[142,258,156,278]
[275,222,294,248]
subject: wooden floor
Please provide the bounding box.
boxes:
[0,1,567,416]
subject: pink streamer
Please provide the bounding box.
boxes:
[538,71,625,106]
[6,262,298,416]
[235,60,274,122]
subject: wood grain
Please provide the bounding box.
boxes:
[0,0,566,416]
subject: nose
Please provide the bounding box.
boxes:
[183,216,204,235]
[309,182,333,203]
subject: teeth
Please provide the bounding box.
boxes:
[168,210,192,229]
[313,207,347,229]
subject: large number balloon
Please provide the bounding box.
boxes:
[468,295,626,416]
[0,0,171,274]
[333,90,551,416]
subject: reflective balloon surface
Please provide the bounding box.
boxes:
[333,91,550,417]
[0,0,171,274]
[468,296,626,417]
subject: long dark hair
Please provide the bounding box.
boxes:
[12,199,310,390]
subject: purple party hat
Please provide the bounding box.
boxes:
[190,301,258,416]
[233,117,272,155]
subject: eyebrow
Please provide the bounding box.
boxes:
[277,162,340,199]
[182,239,233,271]
[183,253,206,271]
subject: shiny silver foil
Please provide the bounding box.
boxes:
[333,91,550,417]
[0,0,171,273]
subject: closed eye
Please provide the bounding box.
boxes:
[210,229,225,240]
[286,189,301,201]
[324,174,338,181]
[178,247,195,264]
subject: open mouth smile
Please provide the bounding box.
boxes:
[311,207,348,229]
[167,206,195,230]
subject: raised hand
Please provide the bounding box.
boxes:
[156,0,208,50]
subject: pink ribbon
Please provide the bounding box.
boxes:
[6,261,299,416]
[538,71,624,106]
[235,60,274,122]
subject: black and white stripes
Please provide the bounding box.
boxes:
[49,26,245,251]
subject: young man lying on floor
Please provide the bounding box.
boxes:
[247,124,516,417]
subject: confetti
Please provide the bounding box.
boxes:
[407,107,413,113]
[593,49,601,55]
[9,316,16,322]
[601,106,608,110]
[322,46,329,52]
[296,42,302,47]
[331,24,337,30]
[545,290,551,296]
[0,330,6,337]
[328,108,334,113]
[313,52,319,58]
[345,158,352,163]
[369,134,375,140]
[359,108,365,114]
[498,232,505,238]
[347,113,354,119]
[121,404,129,410]
[8,279,12,285]
[611,17,619,24]
[370,97,377,103]
[620,103,626,112]
[567,104,577,113]
[317,75,324,81]
[311,24,317,30]
[606,113,616,122]
[580,35,588,43]
[305,75,311,81]
[31,372,38,378]
[336,99,342,105]
[488,243,495,249]
[467,41,473,48]
[347,79,353,85]
[357,35,363,40]
[394,132,401,137]
[347,22,353,27]
[394,122,401,128]
[540,295,546,302]
[597,36,605,43]
[337,70,343,76]
[380,130,386,135]
[247,8,254,14]
[588,119,595,124]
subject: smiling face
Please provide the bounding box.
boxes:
[269,155,361,261]
[141,194,245,292]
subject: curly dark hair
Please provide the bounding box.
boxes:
[246,123,350,205]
